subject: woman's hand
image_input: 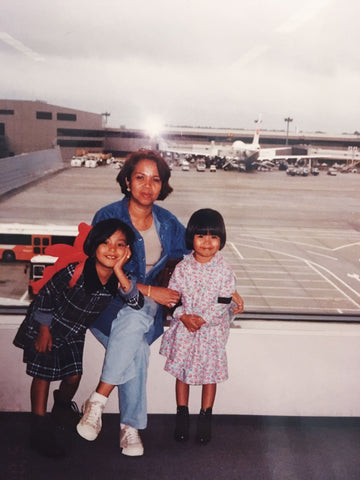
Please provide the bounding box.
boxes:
[231,290,244,314]
[180,314,205,332]
[147,286,180,308]
[35,325,52,352]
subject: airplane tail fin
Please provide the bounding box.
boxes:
[158,139,168,151]
[252,114,262,147]
[210,140,218,157]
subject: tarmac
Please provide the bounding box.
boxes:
[1,165,360,317]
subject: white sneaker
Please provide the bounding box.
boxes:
[76,398,105,441]
[120,424,144,456]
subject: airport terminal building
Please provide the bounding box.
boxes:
[1,99,360,161]
[0,99,155,160]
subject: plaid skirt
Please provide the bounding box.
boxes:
[20,335,86,381]
[14,303,87,381]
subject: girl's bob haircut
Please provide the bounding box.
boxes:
[185,208,226,250]
[83,218,135,258]
[116,149,173,201]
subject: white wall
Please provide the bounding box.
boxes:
[1,318,360,416]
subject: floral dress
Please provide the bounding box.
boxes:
[159,252,235,385]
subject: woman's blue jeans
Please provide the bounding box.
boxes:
[91,297,158,430]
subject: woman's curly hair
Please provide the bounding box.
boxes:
[116,149,173,200]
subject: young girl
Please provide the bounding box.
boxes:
[13,218,143,458]
[160,208,242,445]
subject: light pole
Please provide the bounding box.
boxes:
[102,112,110,153]
[284,117,293,145]
[101,112,111,126]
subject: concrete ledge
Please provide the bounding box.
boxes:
[1,318,360,416]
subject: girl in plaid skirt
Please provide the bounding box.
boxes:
[14,218,144,457]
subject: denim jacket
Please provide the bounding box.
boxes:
[91,197,189,344]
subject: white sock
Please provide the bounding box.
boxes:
[89,391,108,405]
[121,423,137,430]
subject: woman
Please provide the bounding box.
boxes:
[77,149,243,457]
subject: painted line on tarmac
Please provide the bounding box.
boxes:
[307,250,338,260]
[333,241,360,251]
[306,262,360,309]
[232,240,360,310]
[20,290,29,303]
[229,241,244,260]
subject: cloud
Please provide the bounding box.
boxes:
[1,0,359,133]
[0,31,45,62]
[275,0,334,34]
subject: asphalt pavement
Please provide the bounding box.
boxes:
[1,165,359,316]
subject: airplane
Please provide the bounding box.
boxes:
[158,115,284,172]
[158,116,360,173]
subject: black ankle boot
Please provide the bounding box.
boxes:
[196,407,212,445]
[30,414,66,458]
[174,406,190,442]
[51,390,81,429]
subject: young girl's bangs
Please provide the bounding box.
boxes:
[194,225,220,237]
[186,209,226,250]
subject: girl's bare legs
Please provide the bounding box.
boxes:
[31,378,50,415]
[31,375,82,416]
[57,374,81,403]
[176,378,189,407]
[201,383,217,410]
[174,379,190,442]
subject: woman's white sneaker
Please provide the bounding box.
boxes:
[76,393,107,441]
[120,424,144,456]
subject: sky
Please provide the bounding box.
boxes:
[1,0,359,134]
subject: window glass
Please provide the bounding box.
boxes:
[36,111,52,120]
[0,1,359,323]
[57,113,76,121]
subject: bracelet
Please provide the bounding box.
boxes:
[147,285,151,297]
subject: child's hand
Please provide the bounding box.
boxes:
[113,245,132,275]
[113,246,132,291]
[35,325,52,352]
[180,314,205,332]
[231,291,244,314]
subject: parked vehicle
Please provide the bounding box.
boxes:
[70,156,85,167]
[85,157,98,168]
[196,159,206,172]
[181,160,190,171]
[0,223,76,262]
[28,254,57,297]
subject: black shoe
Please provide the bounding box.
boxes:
[51,390,81,429]
[195,408,212,445]
[30,414,66,458]
[174,406,190,442]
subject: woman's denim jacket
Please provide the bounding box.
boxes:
[91,197,189,344]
